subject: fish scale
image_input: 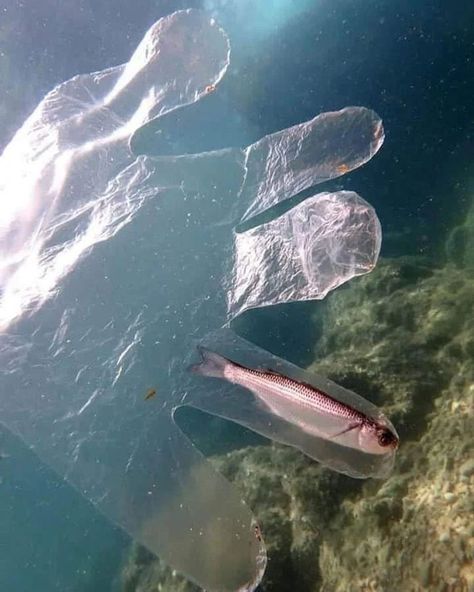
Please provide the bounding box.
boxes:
[229,365,366,423]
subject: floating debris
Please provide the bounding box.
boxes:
[144,388,157,401]
[336,163,350,174]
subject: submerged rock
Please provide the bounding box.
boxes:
[122,543,199,592]
[121,258,473,592]
[309,258,473,591]
[310,259,473,428]
[318,379,473,592]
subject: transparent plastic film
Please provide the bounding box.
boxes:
[228,190,381,319]
[0,9,230,331]
[238,106,384,223]
[0,8,389,592]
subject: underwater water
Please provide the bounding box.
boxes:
[0,1,472,591]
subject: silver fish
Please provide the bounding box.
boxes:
[191,347,399,456]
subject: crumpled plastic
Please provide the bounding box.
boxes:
[0,9,385,591]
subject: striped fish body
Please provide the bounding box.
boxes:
[191,347,398,456]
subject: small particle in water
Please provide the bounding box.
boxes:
[0,451,9,460]
[204,84,216,94]
[144,388,157,401]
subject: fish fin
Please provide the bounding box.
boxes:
[330,422,362,440]
[189,346,230,379]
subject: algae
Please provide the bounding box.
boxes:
[311,261,474,592]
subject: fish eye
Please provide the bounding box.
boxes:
[377,428,396,447]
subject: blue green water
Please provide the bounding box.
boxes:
[0,1,472,591]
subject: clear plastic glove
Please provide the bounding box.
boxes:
[0,10,387,591]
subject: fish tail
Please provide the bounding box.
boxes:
[189,346,231,379]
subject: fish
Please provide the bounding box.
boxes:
[190,347,399,456]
